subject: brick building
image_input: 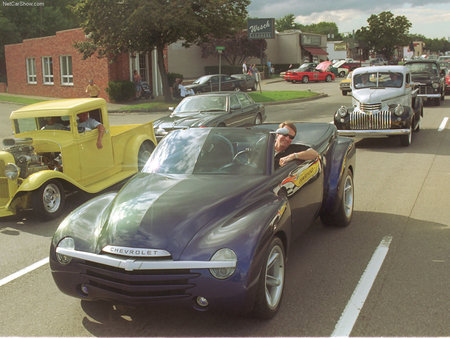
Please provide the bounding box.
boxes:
[5,28,164,101]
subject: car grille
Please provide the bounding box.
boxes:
[417,84,433,94]
[350,111,392,130]
[79,260,201,300]
[360,103,381,112]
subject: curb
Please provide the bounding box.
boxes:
[108,92,328,114]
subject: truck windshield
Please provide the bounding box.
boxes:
[354,72,403,89]
[13,116,70,133]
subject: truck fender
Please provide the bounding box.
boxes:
[122,135,156,169]
[321,136,356,215]
[15,170,83,194]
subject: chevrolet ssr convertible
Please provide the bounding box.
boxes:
[50,123,355,318]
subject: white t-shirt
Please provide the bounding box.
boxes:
[78,117,100,131]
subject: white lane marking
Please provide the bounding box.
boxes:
[438,117,448,132]
[331,236,393,337]
[0,257,49,287]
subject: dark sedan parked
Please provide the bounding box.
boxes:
[153,92,265,140]
[185,74,245,93]
[231,73,257,91]
[50,123,355,318]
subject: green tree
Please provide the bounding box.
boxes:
[199,31,267,66]
[275,14,302,32]
[356,11,411,60]
[303,22,343,40]
[73,0,250,102]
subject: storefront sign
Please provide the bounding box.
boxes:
[247,18,275,39]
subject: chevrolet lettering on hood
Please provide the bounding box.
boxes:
[103,245,171,258]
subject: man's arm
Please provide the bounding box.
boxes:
[96,124,105,149]
[279,148,318,167]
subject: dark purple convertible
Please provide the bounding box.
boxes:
[50,123,356,319]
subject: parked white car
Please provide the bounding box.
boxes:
[333,65,423,146]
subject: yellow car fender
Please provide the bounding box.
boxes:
[15,170,83,193]
[122,135,156,169]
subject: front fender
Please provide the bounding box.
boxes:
[321,136,356,215]
[16,170,83,193]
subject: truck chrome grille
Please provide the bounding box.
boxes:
[360,103,381,111]
[350,111,392,130]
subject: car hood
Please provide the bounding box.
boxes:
[154,112,221,128]
[352,88,404,104]
[95,173,265,259]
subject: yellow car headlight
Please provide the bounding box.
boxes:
[5,163,19,180]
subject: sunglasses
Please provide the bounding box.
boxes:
[279,133,295,140]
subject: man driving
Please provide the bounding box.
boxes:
[77,111,105,149]
[274,121,318,168]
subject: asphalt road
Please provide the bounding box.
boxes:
[0,81,449,336]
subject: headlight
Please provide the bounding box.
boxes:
[5,163,19,180]
[56,237,75,265]
[432,83,439,89]
[209,248,237,279]
[337,106,348,117]
[394,104,404,116]
[155,127,168,136]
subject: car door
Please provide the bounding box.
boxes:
[272,154,324,237]
[75,110,114,186]
[221,75,235,91]
[235,92,258,125]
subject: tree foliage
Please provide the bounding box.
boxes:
[73,0,250,102]
[275,15,342,40]
[355,11,411,60]
[199,31,267,66]
[408,34,450,54]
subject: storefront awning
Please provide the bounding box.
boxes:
[304,47,328,55]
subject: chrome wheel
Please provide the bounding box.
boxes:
[32,180,66,219]
[42,183,62,213]
[343,174,354,220]
[254,114,262,125]
[264,243,285,310]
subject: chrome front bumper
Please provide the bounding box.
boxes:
[56,247,236,272]
[337,129,410,137]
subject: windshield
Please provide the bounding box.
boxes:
[353,72,403,89]
[192,76,211,84]
[173,95,227,114]
[406,63,439,75]
[143,128,268,175]
[13,116,71,133]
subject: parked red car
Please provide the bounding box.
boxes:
[284,62,335,83]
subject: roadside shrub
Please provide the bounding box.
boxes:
[106,80,135,102]
[204,65,241,75]
[167,72,183,87]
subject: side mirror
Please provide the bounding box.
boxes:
[274,127,290,136]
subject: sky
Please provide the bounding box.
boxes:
[247,0,450,40]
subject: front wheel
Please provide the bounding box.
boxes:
[254,113,262,125]
[31,180,65,220]
[342,91,347,96]
[325,75,332,82]
[321,169,354,227]
[138,141,155,171]
[252,237,285,319]
[302,76,309,84]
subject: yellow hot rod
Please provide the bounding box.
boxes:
[0,98,156,219]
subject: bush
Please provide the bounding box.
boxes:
[167,72,183,87]
[204,65,241,75]
[106,80,135,102]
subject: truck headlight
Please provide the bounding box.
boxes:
[432,83,439,89]
[209,248,237,280]
[5,163,19,180]
[394,104,404,116]
[337,106,348,117]
[56,237,75,265]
